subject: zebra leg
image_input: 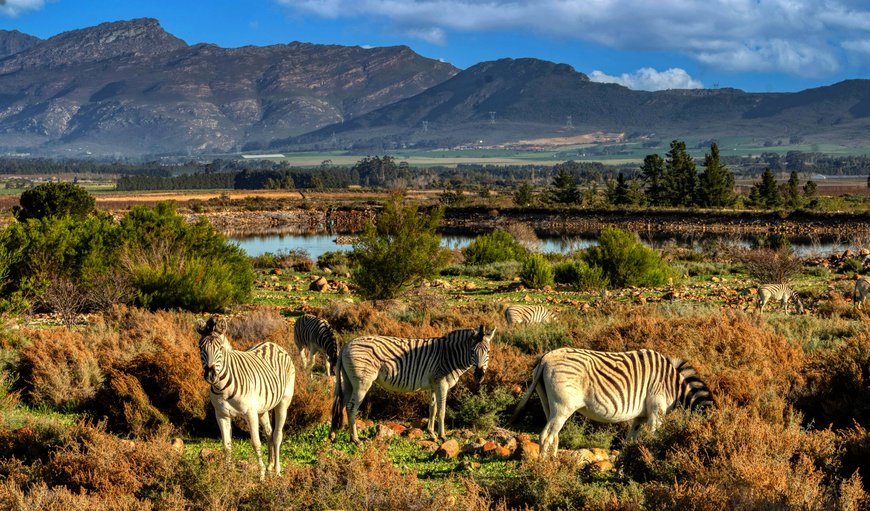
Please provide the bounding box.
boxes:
[246,409,266,481]
[627,417,644,441]
[540,408,572,458]
[434,382,449,441]
[535,380,550,421]
[271,398,291,477]
[427,392,437,440]
[308,349,317,374]
[325,355,332,378]
[299,347,309,372]
[346,379,373,445]
[216,413,233,464]
[258,412,274,475]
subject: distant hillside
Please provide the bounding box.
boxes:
[0,30,41,59]
[284,58,870,152]
[0,19,458,156]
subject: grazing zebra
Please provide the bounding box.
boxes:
[755,283,804,314]
[511,348,714,458]
[855,277,870,309]
[330,325,496,444]
[195,317,295,480]
[504,304,556,326]
[294,314,339,377]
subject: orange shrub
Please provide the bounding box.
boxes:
[18,329,103,407]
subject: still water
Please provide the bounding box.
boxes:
[233,232,840,260]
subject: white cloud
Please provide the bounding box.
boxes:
[589,67,703,91]
[278,0,870,77]
[0,0,45,18]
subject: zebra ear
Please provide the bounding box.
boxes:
[194,319,209,336]
[213,318,228,334]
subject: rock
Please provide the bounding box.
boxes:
[592,460,614,472]
[270,275,280,281]
[417,440,440,453]
[411,418,429,429]
[385,422,406,435]
[309,276,329,292]
[481,441,498,456]
[515,439,540,461]
[542,285,553,293]
[376,424,397,439]
[861,248,870,257]
[436,439,460,459]
[171,437,184,454]
[464,281,478,291]
[323,267,333,274]
[591,447,610,461]
[459,460,481,472]
[574,448,597,464]
[405,428,425,440]
[494,446,512,458]
[460,442,481,456]
[271,268,283,276]
[504,437,518,454]
[199,448,220,464]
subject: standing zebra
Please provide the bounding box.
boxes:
[511,348,714,458]
[855,277,870,309]
[331,325,496,444]
[755,283,804,314]
[195,317,295,480]
[504,304,556,326]
[294,314,339,377]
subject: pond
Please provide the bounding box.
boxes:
[232,232,845,260]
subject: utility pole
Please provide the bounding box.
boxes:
[489,111,496,125]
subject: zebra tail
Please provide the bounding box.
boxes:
[330,355,344,432]
[509,359,544,425]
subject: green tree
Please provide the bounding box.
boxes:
[748,168,781,209]
[549,166,580,205]
[583,227,672,288]
[781,171,802,209]
[14,182,96,221]
[513,182,534,207]
[803,180,817,198]
[663,140,697,207]
[351,195,449,299]
[639,153,666,206]
[696,143,735,207]
[607,173,633,206]
[520,254,554,289]
[464,229,527,265]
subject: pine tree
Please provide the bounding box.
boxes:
[696,143,735,207]
[608,173,632,206]
[549,167,581,205]
[782,171,802,209]
[749,168,781,209]
[803,180,817,198]
[513,182,534,207]
[639,153,666,206]
[663,140,697,207]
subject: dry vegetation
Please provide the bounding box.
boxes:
[0,253,868,509]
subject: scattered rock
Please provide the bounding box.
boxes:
[494,446,512,458]
[405,428,425,440]
[384,422,406,435]
[542,285,553,293]
[171,437,184,454]
[199,448,220,464]
[376,424,396,439]
[460,442,482,456]
[271,268,283,276]
[464,281,478,291]
[515,438,540,460]
[309,276,330,292]
[459,460,481,472]
[481,441,498,456]
[592,460,614,472]
[504,437,518,454]
[270,275,280,282]
[417,440,440,453]
[436,439,460,459]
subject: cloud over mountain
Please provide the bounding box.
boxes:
[589,68,703,91]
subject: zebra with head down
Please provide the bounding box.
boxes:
[196,317,295,480]
[511,348,714,458]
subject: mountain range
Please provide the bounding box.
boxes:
[2,18,870,158]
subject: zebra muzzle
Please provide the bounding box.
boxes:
[474,367,485,382]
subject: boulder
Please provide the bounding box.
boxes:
[515,438,540,461]
[481,441,498,456]
[405,428,425,440]
[436,439,460,459]
[376,424,396,439]
[592,460,614,472]
[417,440,439,453]
[384,422,406,435]
[309,276,330,292]
[171,437,184,455]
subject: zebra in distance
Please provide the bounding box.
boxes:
[854,277,870,309]
[511,348,714,458]
[755,283,804,314]
[504,304,557,326]
[195,317,295,480]
[331,325,496,444]
[294,314,339,377]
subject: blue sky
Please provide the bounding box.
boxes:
[2,0,870,92]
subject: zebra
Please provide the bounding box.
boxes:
[330,325,496,444]
[195,317,295,480]
[755,283,804,314]
[855,277,870,309]
[511,348,714,458]
[294,314,339,377]
[504,304,557,326]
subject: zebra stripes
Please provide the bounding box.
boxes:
[511,348,714,458]
[855,277,870,309]
[196,317,295,480]
[294,314,339,377]
[756,283,804,314]
[331,325,496,443]
[504,304,556,326]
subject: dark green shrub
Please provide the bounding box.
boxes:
[584,227,672,288]
[449,387,516,431]
[554,260,609,290]
[463,229,528,265]
[520,254,554,289]
[119,203,253,312]
[840,258,863,274]
[13,182,95,221]
[317,250,351,270]
[351,195,450,300]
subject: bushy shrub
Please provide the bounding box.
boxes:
[13,182,95,221]
[520,254,554,289]
[584,227,672,288]
[449,386,516,431]
[317,250,351,271]
[840,258,863,274]
[351,195,450,300]
[463,229,528,265]
[738,247,803,284]
[554,260,609,290]
[18,329,104,408]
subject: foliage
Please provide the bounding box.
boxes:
[13,182,95,221]
[583,227,672,288]
[463,229,528,265]
[554,259,610,290]
[548,164,581,205]
[520,254,554,289]
[439,187,468,206]
[512,182,535,207]
[663,140,698,207]
[696,143,736,208]
[747,168,782,209]
[639,153,667,206]
[317,250,351,271]
[350,195,449,300]
[606,172,636,206]
[738,248,802,284]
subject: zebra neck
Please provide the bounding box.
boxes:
[210,351,234,394]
